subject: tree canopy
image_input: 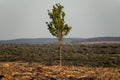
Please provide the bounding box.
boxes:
[46,3,72,40]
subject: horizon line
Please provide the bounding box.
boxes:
[0,36,120,41]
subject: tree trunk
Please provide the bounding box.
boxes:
[59,39,62,67]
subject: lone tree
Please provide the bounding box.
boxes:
[46,3,72,66]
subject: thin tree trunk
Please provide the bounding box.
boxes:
[59,39,62,67]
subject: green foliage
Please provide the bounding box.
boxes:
[46,3,72,39]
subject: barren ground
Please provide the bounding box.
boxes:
[0,62,119,80]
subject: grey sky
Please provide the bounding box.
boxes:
[0,0,120,40]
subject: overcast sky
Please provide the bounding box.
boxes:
[0,0,120,40]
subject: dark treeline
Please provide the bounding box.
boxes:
[0,43,120,67]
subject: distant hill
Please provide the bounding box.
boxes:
[0,37,120,44]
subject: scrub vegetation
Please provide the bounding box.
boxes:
[0,43,120,80]
[0,43,120,67]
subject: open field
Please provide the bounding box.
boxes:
[0,43,120,67]
[0,43,120,79]
[0,62,120,80]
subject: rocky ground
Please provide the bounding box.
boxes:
[0,62,120,80]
